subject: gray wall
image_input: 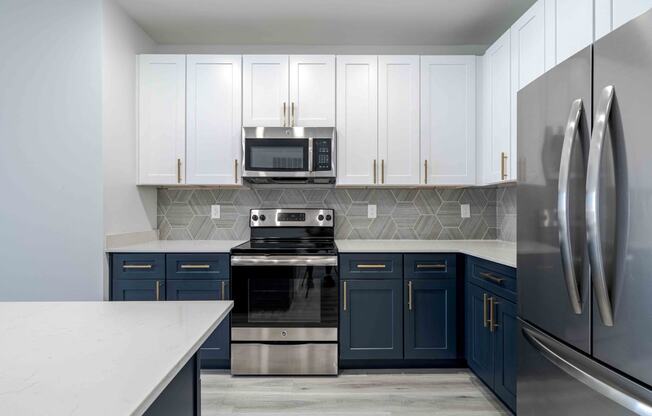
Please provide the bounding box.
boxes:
[0,0,103,300]
[158,185,516,241]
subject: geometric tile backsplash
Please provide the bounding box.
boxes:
[157,184,516,242]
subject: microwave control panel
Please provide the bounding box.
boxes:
[313,139,332,171]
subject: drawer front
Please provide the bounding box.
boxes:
[467,256,516,302]
[340,253,403,280]
[112,253,165,280]
[166,254,229,280]
[404,254,456,279]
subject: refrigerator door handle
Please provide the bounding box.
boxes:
[587,85,615,327]
[558,98,584,315]
[523,326,652,415]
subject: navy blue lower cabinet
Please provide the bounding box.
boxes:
[492,295,517,411]
[112,279,164,301]
[340,279,403,360]
[404,278,457,359]
[466,283,494,387]
[166,279,230,368]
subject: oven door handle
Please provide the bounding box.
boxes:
[231,255,338,267]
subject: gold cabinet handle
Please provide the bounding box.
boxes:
[177,158,182,184]
[424,160,428,184]
[155,281,161,301]
[501,152,508,180]
[234,159,238,183]
[416,264,446,270]
[221,281,226,301]
[357,264,386,269]
[408,281,413,311]
[483,293,489,328]
[282,102,287,127]
[180,264,210,269]
[479,272,505,285]
[291,102,295,127]
[343,281,348,311]
[489,297,500,332]
[373,160,377,184]
[381,160,385,184]
[123,264,152,270]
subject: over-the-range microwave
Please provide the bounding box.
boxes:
[242,127,336,184]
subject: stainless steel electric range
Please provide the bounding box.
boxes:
[230,208,338,375]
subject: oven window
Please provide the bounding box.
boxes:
[244,139,309,171]
[231,265,338,327]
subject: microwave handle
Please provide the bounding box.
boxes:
[308,137,314,172]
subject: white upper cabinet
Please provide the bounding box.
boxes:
[595,0,652,39]
[336,56,379,185]
[242,55,289,127]
[421,56,476,185]
[482,32,512,184]
[138,55,186,185]
[186,55,242,185]
[378,56,420,185]
[289,55,335,127]
[544,0,593,66]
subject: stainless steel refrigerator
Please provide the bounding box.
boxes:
[517,8,652,415]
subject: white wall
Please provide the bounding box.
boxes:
[103,0,157,237]
[156,44,487,55]
[0,0,104,300]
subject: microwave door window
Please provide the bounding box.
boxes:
[250,146,305,170]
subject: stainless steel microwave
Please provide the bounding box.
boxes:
[242,127,336,184]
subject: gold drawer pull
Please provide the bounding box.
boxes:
[155,281,161,301]
[483,293,489,328]
[221,281,226,300]
[416,264,446,270]
[180,264,211,270]
[357,264,387,269]
[480,272,505,285]
[123,264,153,270]
[489,297,500,332]
[343,281,348,311]
[408,281,413,311]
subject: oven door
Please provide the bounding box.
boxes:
[243,138,310,177]
[230,255,338,340]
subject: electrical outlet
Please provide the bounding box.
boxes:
[461,204,471,218]
[211,205,221,219]
[367,204,377,219]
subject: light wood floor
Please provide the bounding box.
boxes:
[201,369,510,416]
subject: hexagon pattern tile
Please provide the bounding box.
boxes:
[157,185,516,241]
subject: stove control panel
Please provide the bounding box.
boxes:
[250,209,334,227]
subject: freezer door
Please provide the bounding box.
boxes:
[518,320,652,416]
[517,46,592,353]
[590,8,652,387]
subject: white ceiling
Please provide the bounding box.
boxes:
[116,0,535,49]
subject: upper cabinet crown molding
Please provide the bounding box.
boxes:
[138,54,186,185]
[421,55,476,185]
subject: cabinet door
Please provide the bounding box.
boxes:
[482,32,511,183]
[510,0,545,181]
[421,56,476,185]
[336,56,378,185]
[289,55,335,127]
[112,279,164,301]
[186,55,242,185]
[166,279,230,365]
[242,55,289,127]
[492,296,517,412]
[544,0,593,65]
[340,279,403,360]
[466,284,494,387]
[404,279,457,359]
[138,55,186,185]
[596,0,652,39]
[378,56,420,185]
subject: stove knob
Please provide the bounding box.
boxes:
[318,214,325,221]
[326,215,332,221]
[259,215,266,221]
[251,215,259,221]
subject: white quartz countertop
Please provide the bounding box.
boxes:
[0,301,233,416]
[106,239,245,253]
[335,240,516,268]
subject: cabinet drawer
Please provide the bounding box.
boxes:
[166,254,229,280]
[467,257,516,302]
[340,254,403,279]
[404,254,456,279]
[112,253,165,280]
